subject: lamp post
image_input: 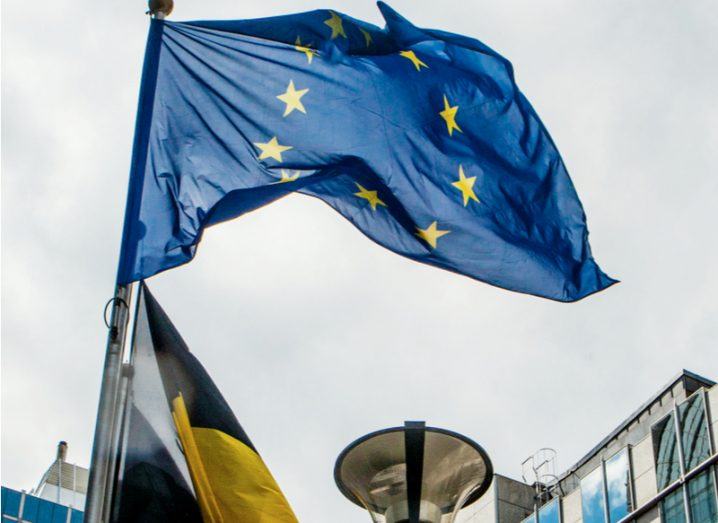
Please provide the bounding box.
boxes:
[335,421,493,523]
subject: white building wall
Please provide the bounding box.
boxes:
[636,505,661,523]
[708,385,718,449]
[632,436,657,507]
[561,488,582,523]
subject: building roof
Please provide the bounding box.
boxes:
[37,461,89,494]
[33,441,89,501]
[559,369,715,482]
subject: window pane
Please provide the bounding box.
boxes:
[50,502,69,523]
[661,488,687,523]
[37,498,58,522]
[21,495,39,521]
[687,470,718,523]
[522,512,537,523]
[1,488,22,517]
[678,393,711,472]
[582,466,607,523]
[539,498,560,523]
[605,449,632,523]
[653,414,681,489]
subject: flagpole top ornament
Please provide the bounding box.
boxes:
[148,0,173,18]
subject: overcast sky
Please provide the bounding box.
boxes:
[2,1,717,521]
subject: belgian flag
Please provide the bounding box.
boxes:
[114,284,297,522]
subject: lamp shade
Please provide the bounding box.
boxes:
[335,422,493,523]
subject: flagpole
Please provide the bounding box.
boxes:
[85,283,133,523]
[84,2,173,519]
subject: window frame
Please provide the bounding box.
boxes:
[582,462,609,523]
[686,468,718,523]
[660,485,687,523]
[604,446,635,523]
[520,494,562,523]
[650,388,718,523]
[577,447,635,523]
[677,389,714,472]
[652,410,682,491]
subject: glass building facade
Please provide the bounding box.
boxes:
[501,377,717,523]
[582,466,608,523]
[661,489,687,523]
[655,392,717,523]
[605,448,632,523]
[1,487,84,523]
[654,413,682,490]
[679,394,712,472]
[540,499,561,523]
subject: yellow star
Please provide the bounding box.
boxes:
[439,95,462,136]
[416,221,451,249]
[399,50,428,71]
[324,11,347,39]
[277,169,301,183]
[276,80,309,117]
[354,183,386,211]
[295,36,317,64]
[253,136,293,162]
[451,165,479,206]
[359,28,373,47]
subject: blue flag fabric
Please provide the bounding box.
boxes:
[118,2,616,301]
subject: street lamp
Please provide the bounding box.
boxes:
[334,421,493,523]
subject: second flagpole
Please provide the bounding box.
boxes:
[84,283,133,522]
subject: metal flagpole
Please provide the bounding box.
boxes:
[85,4,172,521]
[85,283,133,522]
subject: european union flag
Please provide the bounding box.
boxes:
[118,2,616,301]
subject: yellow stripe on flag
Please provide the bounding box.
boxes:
[172,394,298,523]
[172,394,224,523]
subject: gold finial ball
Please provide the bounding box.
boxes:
[148,0,173,17]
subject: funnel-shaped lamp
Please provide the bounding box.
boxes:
[335,421,493,523]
